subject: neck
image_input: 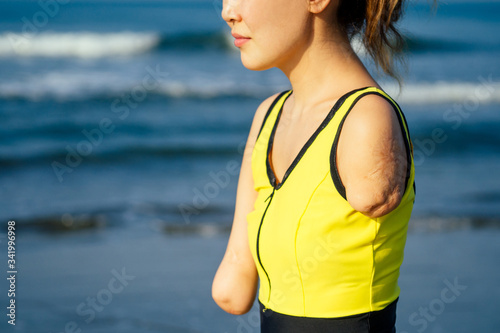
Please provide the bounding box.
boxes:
[278,19,376,112]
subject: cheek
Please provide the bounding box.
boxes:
[243,26,308,71]
[246,0,309,43]
[240,0,310,70]
[239,27,293,71]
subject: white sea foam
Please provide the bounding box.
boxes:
[156,80,500,104]
[0,70,136,101]
[386,81,500,105]
[1,68,499,105]
[0,31,161,58]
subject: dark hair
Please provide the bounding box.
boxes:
[337,0,407,82]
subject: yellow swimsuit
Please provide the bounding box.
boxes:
[247,87,415,318]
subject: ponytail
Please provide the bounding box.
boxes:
[337,0,406,82]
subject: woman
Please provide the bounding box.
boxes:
[212,0,415,332]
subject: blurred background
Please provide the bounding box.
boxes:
[0,0,499,332]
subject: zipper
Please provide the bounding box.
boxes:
[256,188,275,311]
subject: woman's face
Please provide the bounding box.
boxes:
[222,0,312,71]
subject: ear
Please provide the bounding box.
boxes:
[307,0,334,14]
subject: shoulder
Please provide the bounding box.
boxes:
[336,92,408,218]
[343,92,399,138]
[339,92,405,165]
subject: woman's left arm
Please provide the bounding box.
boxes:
[336,94,408,218]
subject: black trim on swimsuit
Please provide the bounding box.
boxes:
[255,91,291,142]
[329,91,414,201]
[265,87,367,189]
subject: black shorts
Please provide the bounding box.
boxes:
[260,298,398,333]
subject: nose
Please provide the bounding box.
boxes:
[221,0,242,24]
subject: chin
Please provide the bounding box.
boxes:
[240,53,273,72]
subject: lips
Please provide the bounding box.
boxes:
[231,32,250,48]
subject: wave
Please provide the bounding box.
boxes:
[0,30,486,59]
[1,71,499,105]
[0,30,232,58]
[0,69,285,101]
[10,210,500,234]
[163,80,500,105]
[6,201,236,235]
[0,142,242,168]
[408,216,500,233]
[387,80,500,105]
[0,31,163,58]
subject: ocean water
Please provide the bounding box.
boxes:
[1,0,499,230]
[0,0,499,332]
